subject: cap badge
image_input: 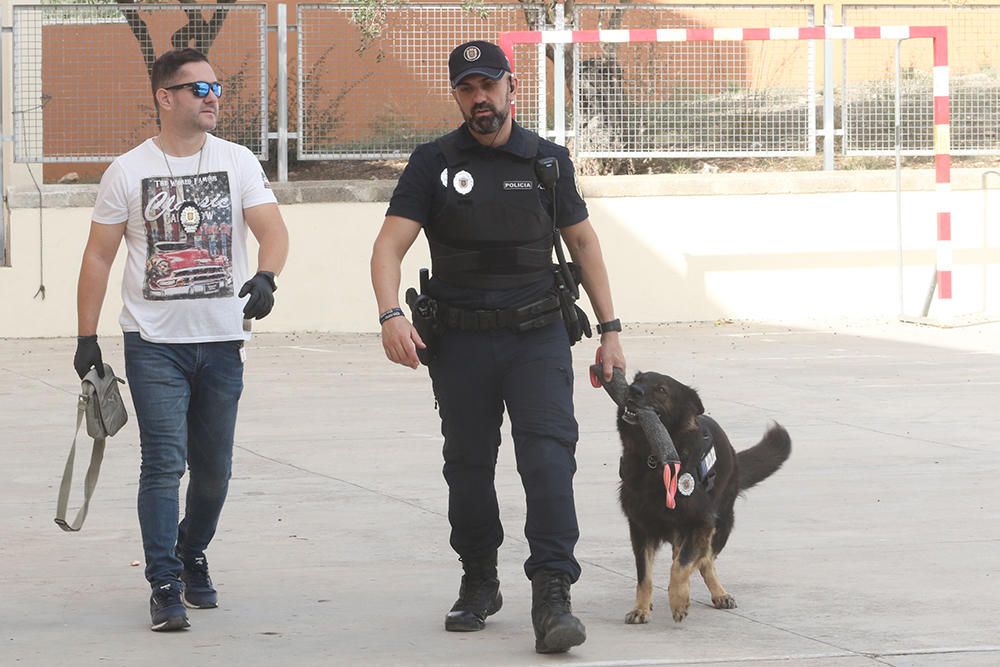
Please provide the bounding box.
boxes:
[463,46,481,62]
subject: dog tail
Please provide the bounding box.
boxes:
[737,422,791,491]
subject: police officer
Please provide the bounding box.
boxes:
[370,40,625,654]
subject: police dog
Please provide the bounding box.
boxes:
[617,371,791,624]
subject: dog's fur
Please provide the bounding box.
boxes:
[617,371,791,624]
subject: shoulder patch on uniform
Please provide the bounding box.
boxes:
[440,168,448,188]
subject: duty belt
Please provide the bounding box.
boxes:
[437,293,562,333]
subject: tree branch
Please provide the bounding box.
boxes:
[171,0,236,54]
[116,0,155,77]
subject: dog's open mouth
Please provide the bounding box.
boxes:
[622,406,639,424]
[622,403,659,425]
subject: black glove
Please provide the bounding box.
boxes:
[74,335,105,380]
[239,271,277,320]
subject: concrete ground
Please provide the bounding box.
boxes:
[2,320,998,667]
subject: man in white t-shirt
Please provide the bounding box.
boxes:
[75,48,289,632]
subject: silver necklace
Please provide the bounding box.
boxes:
[159,137,206,235]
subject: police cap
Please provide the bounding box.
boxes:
[448,40,512,88]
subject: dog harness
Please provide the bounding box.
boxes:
[677,416,717,496]
[592,363,687,509]
[594,363,719,507]
[642,419,716,501]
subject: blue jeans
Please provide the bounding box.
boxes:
[124,332,244,587]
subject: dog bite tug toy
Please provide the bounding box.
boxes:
[590,361,682,509]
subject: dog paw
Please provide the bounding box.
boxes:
[625,608,651,624]
[712,594,737,609]
[671,606,688,623]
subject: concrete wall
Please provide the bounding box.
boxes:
[1,171,998,338]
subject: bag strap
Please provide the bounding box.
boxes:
[54,393,106,532]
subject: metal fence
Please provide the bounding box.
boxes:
[842,4,1000,156]
[297,2,545,160]
[8,2,1000,169]
[11,3,267,162]
[572,4,816,158]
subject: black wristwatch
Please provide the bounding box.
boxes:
[596,318,622,334]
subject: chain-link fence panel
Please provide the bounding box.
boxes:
[572,4,815,158]
[297,3,545,160]
[843,4,1000,156]
[12,4,267,163]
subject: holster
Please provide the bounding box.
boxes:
[405,287,442,366]
[553,263,592,346]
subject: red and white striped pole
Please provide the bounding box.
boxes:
[499,26,953,312]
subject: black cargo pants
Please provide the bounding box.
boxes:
[429,319,581,583]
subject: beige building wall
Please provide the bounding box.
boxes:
[2,171,997,339]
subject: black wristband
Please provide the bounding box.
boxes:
[379,307,404,325]
[596,318,622,334]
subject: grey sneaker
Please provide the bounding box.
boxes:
[150,581,189,632]
[180,555,218,609]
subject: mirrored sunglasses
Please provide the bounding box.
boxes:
[164,81,223,98]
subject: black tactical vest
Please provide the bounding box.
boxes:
[427,127,554,289]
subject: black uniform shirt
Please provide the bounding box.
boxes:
[387,121,589,309]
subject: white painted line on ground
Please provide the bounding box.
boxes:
[566,652,856,666]
[621,333,812,340]
[860,381,1000,388]
[566,645,1000,666]
[721,331,826,337]
[715,354,891,361]
[877,645,1000,656]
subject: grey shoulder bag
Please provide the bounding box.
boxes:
[55,363,128,532]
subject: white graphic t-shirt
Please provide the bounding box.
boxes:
[91,134,277,343]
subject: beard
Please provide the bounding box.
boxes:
[466,94,510,135]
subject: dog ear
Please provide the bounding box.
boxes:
[686,385,705,415]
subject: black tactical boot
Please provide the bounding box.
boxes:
[444,553,503,632]
[531,569,586,654]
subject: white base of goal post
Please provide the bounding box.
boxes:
[499,25,961,326]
